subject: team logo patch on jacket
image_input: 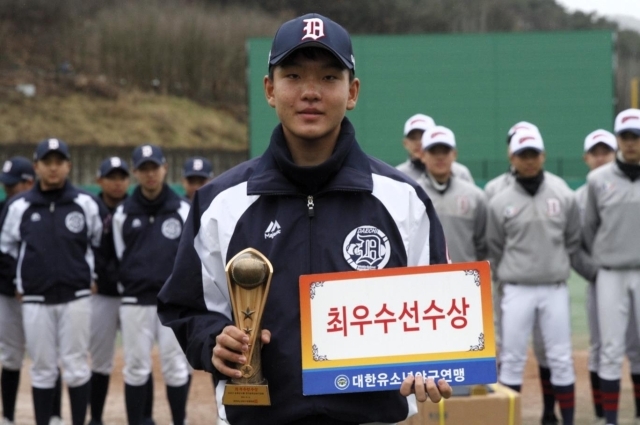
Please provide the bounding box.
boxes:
[65,211,85,233]
[546,198,561,216]
[161,218,182,239]
[343,225,390,270]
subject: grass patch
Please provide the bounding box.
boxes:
[0,90,247,149]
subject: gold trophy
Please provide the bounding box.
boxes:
[222,248,273,406]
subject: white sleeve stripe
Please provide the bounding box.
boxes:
[0,198,29,258]
[112,206,127,260]
[178,200,190,222]
[195,181,259,316]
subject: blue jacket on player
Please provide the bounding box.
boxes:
[157,118,448,425]
[112,184,190,305]
[0,181,103,304]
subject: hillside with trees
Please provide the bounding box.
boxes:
[0,0,638,146]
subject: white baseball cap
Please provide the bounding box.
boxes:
[507,121,541,138]
[614,108,640,136]
[583,129,617,152]
[404,114,436,136]
[422,126,456,150]
[509,129,544,155]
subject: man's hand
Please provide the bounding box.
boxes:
[212,325,271,379]
[399,374,452,403]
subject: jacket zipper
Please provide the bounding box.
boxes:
[307,195,315,218]
[307,195,314,274]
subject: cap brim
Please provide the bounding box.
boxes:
[134,158,164,169]
[616,128,640,137]
[585,142,616,153]
[423,142,455,151]
[38,149,70,161]
[0,174,21,185]
[101,166,130,177]
[512,147,543,155]
[184,171,211,178]
[269,41,354,70]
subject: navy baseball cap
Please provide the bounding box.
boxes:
[132,144,166,169]
[34,138,71,161]
[268,13,355,72]
[0,156,35,185]
[98,156,130,178]
[183,157,213,179]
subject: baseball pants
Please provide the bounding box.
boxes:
[499,282,574,386]
[22,297,91,388]
[0,294,25,371]
[120,304,190,387]
[90,294,121,375]
[597,269,640,380]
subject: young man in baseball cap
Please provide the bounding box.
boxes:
[417,125,487,263]
[0,138,104,425]
[158,12,451,425]
[181,156,214,201]
[487,130,580,425]
[396,113,474,184]
[583,108,640,425]
[0,157,35,211]
[112,144,191,425]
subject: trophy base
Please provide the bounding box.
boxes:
[222,382,271,406]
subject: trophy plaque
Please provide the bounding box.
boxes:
[222,248,273,406]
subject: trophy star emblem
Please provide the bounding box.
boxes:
[243,327,253,335]
[242,307,255,319]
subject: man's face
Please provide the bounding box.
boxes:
[264,49,359,150]
[617,131,640,163]
[3,180,33,198]
[98,170,130,200]
[584,143,615,171]
[403,130,424,159]
[421,144,456,181]
[182,176,209,200]
[510,149,545,178]
[34,152,70,189]
[133,162,166,192]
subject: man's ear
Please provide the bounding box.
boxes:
[346,77,360,111]
[264,75,276,109]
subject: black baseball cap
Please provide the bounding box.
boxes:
[132,144,166,169]
[0,156,35,185]
[98,156,130,178]
[268,13,355,72]
[183,157,213,179]
[34,138,71,161]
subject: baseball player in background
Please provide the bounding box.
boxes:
[396,113,474,184]
[583,109,640,425]
[571,130,640,425]
[0,139,104,425]
[487,129,580,425]
[485,121,565,425]
[416,125,487,263]
[181,156,214,202]
[112,145,191,425]
[88,157,155,425]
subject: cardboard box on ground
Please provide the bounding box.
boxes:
[399,384,521,425]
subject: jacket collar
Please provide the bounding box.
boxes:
[25,180,77,205]
[123,184,181,215]
[247,117,373,196]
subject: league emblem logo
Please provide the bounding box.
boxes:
[546,198,561,216]
[343,226,391,270]
[457,196,470,215]
[161,218,182,239]
[302,18,324,41]
[65,211,85,233]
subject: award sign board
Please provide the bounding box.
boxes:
[299,261,496,396]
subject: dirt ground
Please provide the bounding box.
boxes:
[10,348,639,424]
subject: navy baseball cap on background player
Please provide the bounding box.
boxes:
[132,144,166,169]
[0,156,35,185]
[98,156,130,178]
[268,13,355,72]
[183,157,214,179]
[34,138,71,161]
[614,108,640,136]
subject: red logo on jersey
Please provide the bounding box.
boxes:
[622,115,640,123]
[546,198,561,216]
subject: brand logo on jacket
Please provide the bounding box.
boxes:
[131,218,142,228]
[343,226,391,270]
[161,218,182,239]
[264,220,281,239]
[65,211,85,233]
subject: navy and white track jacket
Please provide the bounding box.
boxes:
[0,181,103,304]
[113,185,190,305]
[93,193,126,297]
[157,119,448,425]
